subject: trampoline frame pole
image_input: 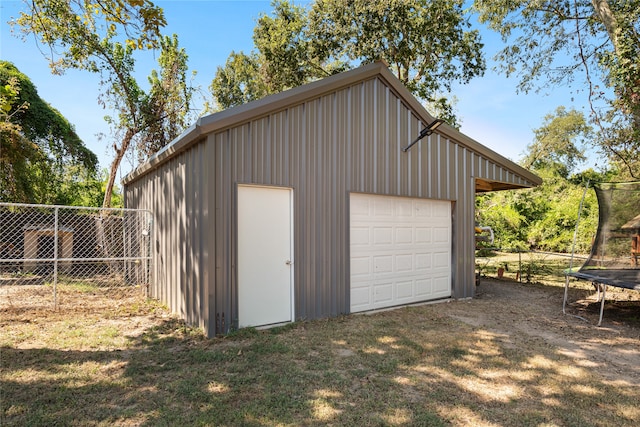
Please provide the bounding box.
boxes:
[564,181,590,315]
[598,284,607,327]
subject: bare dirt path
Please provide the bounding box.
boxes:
[440,278,640,386]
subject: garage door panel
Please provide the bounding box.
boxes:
[395,227,413,244]
[396,280,414,299]
[373,227,393,245]
[415,203,432,217]
[434,227,451,243]
[432,202,451,217]
[416,253,431,270]
[351,256,371,276]
[351,284,371,311]
[373,283,393,304]
[416,278,432,297]
[433,252,450,268]
[415,228,432,243]
[374,198,393,216]
[396,200,413,217]
[395,254,413,271]
[351,197,370,216]
[433,276,451,294]
[351,227,370,246]
[373,255,393,273]
[350,193,451,313]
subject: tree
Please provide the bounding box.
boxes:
[255,0,334,94]
[473,0,640,177]
[136,34,195,162]
[211,0,485,126]
[0,61,98,203]
[99,34,194,206]
[12,0,168,207]
[210,0,342,111]
[210,51,268,109]
[13,0,166,75]
[522,106,591,177]
[476,167,601,253]
[309,0,485,126]
[476,106,605,253]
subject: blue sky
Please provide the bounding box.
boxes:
[1,0,595,177]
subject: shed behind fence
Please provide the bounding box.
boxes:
[0,203,153,311]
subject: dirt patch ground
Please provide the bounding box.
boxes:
[2,278,640,426]
[445,278,640,386]
[3,278,638,386]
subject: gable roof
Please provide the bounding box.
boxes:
[124,61,541,189]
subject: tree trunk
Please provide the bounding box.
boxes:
[102,128,135,208]
[591,0,619,54]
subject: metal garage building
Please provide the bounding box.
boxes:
[123,61,541,336]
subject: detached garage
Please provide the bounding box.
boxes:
[123,61,541,337]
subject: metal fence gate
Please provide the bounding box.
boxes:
[0,203,153,311]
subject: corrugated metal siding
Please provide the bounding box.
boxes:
[125,140,213,334]
[125,75,535,336]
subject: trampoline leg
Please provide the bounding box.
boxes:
[563,276,570,315]
[594,282,601,301]
[598,284,606,327]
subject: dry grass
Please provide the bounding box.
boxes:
[1,278,639,426]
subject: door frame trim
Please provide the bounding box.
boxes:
[235,184,295,328]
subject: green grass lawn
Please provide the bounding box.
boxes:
[2,279,639,426]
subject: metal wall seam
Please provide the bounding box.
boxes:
[204,133,215,337]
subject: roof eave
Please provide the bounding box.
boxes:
[123,62,388,185]
[123,61,542,189]
[372,66,542,189]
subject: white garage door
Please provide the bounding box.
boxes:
[350,193,451,313]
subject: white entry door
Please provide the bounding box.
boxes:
[350,193,452,313]
[237,185,293,328]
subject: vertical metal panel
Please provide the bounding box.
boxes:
[123,138,215,335]
[202,135,215,337]
[125,74,537,336]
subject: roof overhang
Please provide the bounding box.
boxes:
[475,178,534,193]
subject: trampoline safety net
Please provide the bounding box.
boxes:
[569,181,640,289]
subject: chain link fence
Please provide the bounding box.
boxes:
[1,202,153,311]
[475,248,589,285]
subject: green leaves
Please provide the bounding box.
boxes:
[311,0,485,125]
[13,0,166,75]
[137,34,195,162]
[12,0,172,207]
[473,0,640,177]
[0,61,99,204]
[522,106,591,176]
[210,51,267,109]
[211,0,486,125]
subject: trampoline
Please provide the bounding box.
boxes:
[564,181,640,325]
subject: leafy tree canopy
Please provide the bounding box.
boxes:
[475,105,619,254]
[136,34,195,163]
[310,0,485,125]
[522,106,591,177]
[13,0,166,75]
[211,0,485,126]
[210,51,268,109]
[12,1,196,207]
[476,166,602,253]
[99,33,195,207]
[473,0,640,177]
[0,60,98,204]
